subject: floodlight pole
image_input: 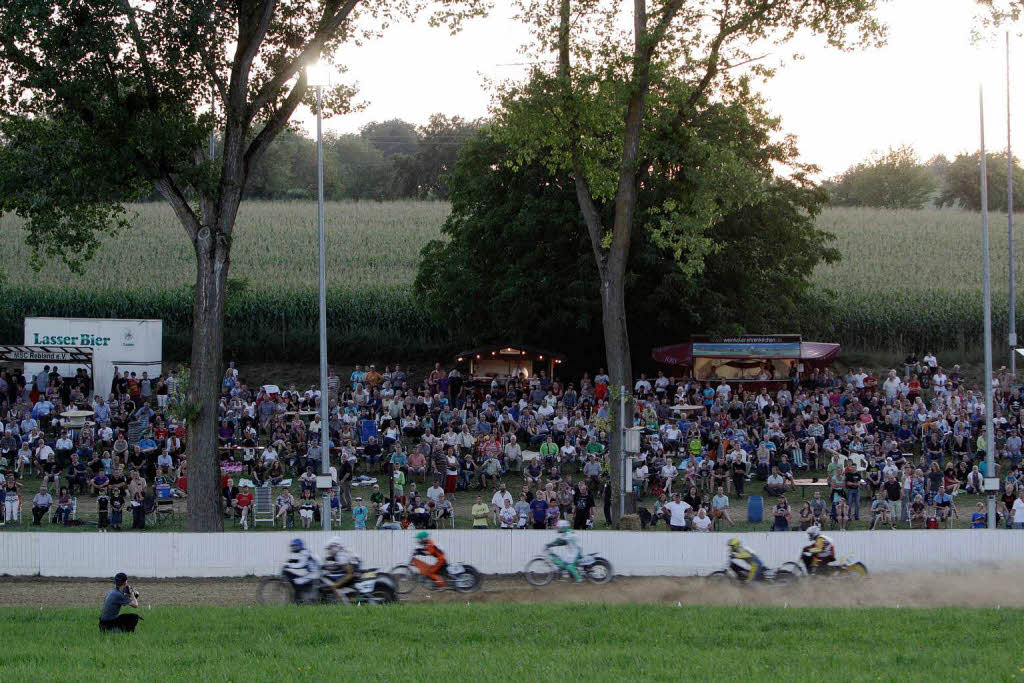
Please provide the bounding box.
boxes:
[1008,32,1016,378]
[619,385,626,520]
[316,82,331,531]
[981,87,996,530]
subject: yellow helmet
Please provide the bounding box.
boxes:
[727,538,741,548]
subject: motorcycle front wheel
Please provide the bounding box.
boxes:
[524,557,555,586]
[706,570,731,584]
[584,558,613,584]
[258,577,294,606]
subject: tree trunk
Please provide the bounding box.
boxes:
[602,270,633,524]
[185,226,230,532]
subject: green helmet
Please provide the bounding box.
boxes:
[415,531,429,541]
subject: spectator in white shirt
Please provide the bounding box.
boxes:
[503,436,523,472]
[690,507,713,532]
[715,380,732,400]
[426,482,445,504]
[660,460,678,494]
[491,483,513,520]
[664,493,691,531]
[882,371,901,400]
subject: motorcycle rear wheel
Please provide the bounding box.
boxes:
[390,564,416,594]
[367,585,398,604]
[452,565,481,593]
[840,562,868,578]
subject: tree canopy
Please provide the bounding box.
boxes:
[416,103,838,367]
[826,145,937,210]
[937,151,1024,212]
[0,0,485,531]
[242,114,482,200]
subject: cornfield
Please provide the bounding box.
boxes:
[805,207,1024,353]
[0,199,449,292]
[1,202,1020,358]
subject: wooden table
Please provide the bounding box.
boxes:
[60,410,95,429]
[792,478,830,499]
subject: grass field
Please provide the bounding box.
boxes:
[5,604,1022,681]
[2,202,1022,356]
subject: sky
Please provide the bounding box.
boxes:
[300,0,1024,178]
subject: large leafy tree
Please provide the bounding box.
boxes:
[417,103,836,377]
[490,0,883,519]
[826,145,937,209]
[0,0,483,531]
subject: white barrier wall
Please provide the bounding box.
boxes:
[2,530,1023,578]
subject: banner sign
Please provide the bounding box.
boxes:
[0,345,93,363]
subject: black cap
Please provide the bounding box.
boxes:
[114,572,128,586]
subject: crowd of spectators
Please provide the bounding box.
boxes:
[3,351,1024,533]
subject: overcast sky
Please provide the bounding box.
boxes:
[299,0,1024,178]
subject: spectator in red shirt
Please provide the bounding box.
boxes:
[234,485,254,530]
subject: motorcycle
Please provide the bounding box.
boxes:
[706,561,803,586]
[523,552,613,586]
[390,558,482,594]
[259,566,398,605]
[797,554,869,579]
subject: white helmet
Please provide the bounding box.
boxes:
[807,525,820,540]
[556,520,571,532]
[326,536,346,554]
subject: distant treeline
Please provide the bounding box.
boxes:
[825,144,1024,212]
[142,114,480,202]
[247,114,481,201]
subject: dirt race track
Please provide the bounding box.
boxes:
[3,572,1024,609]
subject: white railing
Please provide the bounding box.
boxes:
[1,529,1021,578]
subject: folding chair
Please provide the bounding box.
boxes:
[48,497,78,524]
[154,484,175,524]
[252,486,274,527]
[359,420,378,445]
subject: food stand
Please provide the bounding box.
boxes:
[651,335,840,389]
[454,344,566,385]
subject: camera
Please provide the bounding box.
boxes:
[123,584,140,599]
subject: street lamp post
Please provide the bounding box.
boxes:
[307,61,331,531]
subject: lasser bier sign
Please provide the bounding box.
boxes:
[31,332,114,347]
[23,318,161,397]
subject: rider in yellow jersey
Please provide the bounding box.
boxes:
[727,538,765,582]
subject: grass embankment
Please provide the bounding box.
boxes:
[4,604,1021,681]
[4,463,998,533]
